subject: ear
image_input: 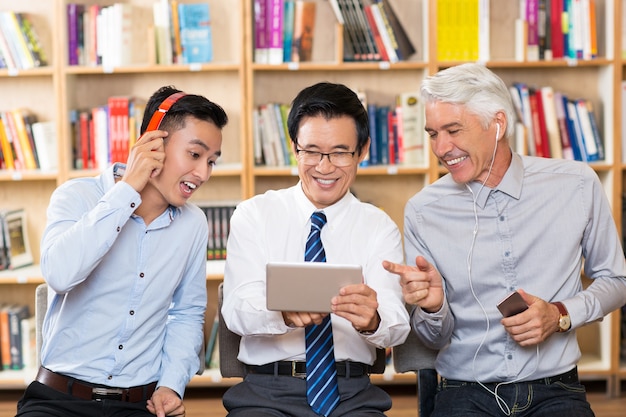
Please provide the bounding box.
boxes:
[494,112,507,140]
[358,138,371,164]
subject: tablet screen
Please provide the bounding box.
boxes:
[266,262,363,313]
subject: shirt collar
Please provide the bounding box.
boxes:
[466,152,523,208]
[293,181,355,229]
[104,162,180,225]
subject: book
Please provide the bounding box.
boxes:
[0,11,35,69]
[0,118,15,170]
[178,2,213,64]
[266,0,284,64]
[363,4,389,61]
[526,0,540,61]
[10,109,38,170]
[20,315,36,370]
[282,0,296,63]
[565,98,588,161]
[16,12,46,67]
[0,209,33,270]
[253,0,269,63]
[553,91,574,160]
[291,1,316,62]
[396,91,425,166]
[368,2,398,62]
[574,98,599,161]
[204,310,219,368]
[0,305,10,369]
[8,304,29,369]
[538,86,563,159]
[31,121,57,171]
[339,0,367,61]
[583,99,604,160]
[67,3,84,65]
[1,111,25,170]
[377,0,416,60]
[153,0,174,64]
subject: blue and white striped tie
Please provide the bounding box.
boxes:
[305,212,340,416]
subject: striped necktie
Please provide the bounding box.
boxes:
[304,212,340,416]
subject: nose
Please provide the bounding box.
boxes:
[315,154,335,172]
[432,135,452,157]
[195,161,212,183]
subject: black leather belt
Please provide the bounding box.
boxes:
[247,361,371,379]
[36,367,157,402]
[441,366,579,387]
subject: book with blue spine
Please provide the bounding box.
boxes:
[178,2,213,64]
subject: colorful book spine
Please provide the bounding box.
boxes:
[266,0,284,64]
[178,2,213,64]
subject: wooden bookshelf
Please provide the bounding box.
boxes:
[0,0,625,394]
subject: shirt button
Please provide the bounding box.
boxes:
[116,226,121,232]
[507,354,513,360]
[129,310,135,315]
[131,202,136,208]
[500,216,505,221]
[108,375,113,380]
[119,345,123,350]
[139,273,145,278]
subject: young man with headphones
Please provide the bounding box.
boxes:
[384,63,626,416]
[16,86,228,417]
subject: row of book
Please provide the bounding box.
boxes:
[0,110,56,172]
[523,0,598,61]
[363,92,426,167]
[509,83,604,162]
[0,10,47,70]
[0,209,33,272]
[437,0,490,62]
[0,304,35,372]
[253,91,427,168]
[254,0,317,64]
[69,97,146,171]
[329,0,415,62]
[67,1,213,67]
[196,203,236,262]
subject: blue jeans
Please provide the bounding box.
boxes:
[431,379,595,417]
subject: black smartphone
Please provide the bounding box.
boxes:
[497,291,528,317]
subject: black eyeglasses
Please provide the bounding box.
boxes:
[295,149,357,167]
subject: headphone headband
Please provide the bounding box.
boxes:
[145,91,187,131]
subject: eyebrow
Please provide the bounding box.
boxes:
[190,138,221,157]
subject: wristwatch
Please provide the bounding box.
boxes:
[552,301,571,332]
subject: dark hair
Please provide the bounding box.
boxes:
[140,85,228,134]
[287,82,369,155]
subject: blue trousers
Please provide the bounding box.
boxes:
[431,379,595,417]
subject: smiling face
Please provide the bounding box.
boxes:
[295,115,368,208]
[146,116,222,209]
[424,101,510,187]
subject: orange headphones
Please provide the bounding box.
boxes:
[145,91,187,131]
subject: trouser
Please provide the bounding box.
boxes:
[222,373,391,416]
[431,378,595,417]
[16,381,154,417]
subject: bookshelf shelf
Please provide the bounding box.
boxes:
[1,0,625,395]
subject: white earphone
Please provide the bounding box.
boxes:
[495,123,501,141]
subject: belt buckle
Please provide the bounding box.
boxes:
[291,362,306,379]
[92,387,124,401]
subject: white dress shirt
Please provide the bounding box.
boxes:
[222,182,410,366]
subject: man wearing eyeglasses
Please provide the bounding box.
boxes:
[221,82,410,416]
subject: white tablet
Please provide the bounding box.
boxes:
[266,262,363,313]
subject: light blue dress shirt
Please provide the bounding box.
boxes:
[40,163,207,396]
[406,153,626,383]
[222,182,410,366]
